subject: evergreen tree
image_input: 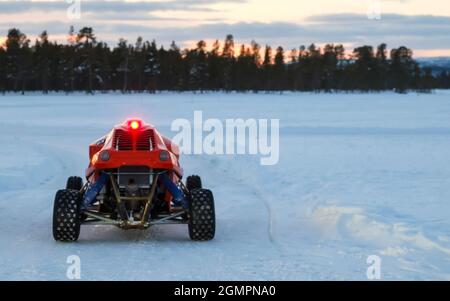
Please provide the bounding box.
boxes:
[188,40,208,92]
[273,46,286,91]
[262,45,273,90]
[34,31,52,93]
[292,45,308,91]
[322,44,339,92]
[207,40,221,90]
[5,28,29,92]
[58,26,77,92]
[0,45,6,93]
[333,44,346,90]
[235,44,255,91]
[94,42,112,92]
[390,46,415,93]
[143,40,160,93]
[160,41,181,90]
[76,27,97,93]
[353,45,376,91]
[438,71,450,89]
[133,37,146,91]
[18,39,32,94]
[116,39,131,92]
[0,28,445,93]
[308,44,322,91]
[249,40,261,91]
[375,43,388,90]
[222,34,235,91]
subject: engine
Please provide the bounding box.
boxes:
[118,166,153,219]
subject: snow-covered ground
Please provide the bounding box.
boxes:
[1,91,450,280]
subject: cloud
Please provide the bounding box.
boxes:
[302,13,450,48]
[102,14,450,50]
[1,12,450,54]
[0,0,246,13]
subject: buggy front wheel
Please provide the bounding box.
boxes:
[52,189,82,242]
[66,176,83,190]
[188,189,215,241]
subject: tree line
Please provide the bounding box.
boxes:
[1,27,449,94]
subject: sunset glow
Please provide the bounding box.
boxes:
[1,0,450,57]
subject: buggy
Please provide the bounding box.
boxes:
[52,119,215,242]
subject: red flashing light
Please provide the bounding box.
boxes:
[130,120,140,130]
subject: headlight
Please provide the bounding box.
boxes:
[159,151,169,161]
[100,150,110,161]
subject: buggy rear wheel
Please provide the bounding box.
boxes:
[188,189,215,241]
[66,176,83,190]
[186,175,202,191]
[53,189,82,242]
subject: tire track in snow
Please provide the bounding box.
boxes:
[0,135,81,279]
[251,186,277,245]
[203,156,283,252]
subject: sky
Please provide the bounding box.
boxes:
[0,0,450,57]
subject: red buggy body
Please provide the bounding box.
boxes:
[52,119,215,242]
[87,119,183,178]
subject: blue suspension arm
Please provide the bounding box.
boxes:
[81,172,109,210]
[80,172,188,211]
[160,173,188,209]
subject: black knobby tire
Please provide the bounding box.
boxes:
[66,176,83,190]
[188,189,215,241]
[186,175,202,191]
[53,189,82,242]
